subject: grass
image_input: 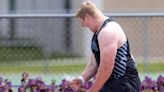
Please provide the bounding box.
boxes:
[0,63,86,74]
[137,62,164,73]
[0,46,163,74]
[0,46,44,61]
[0,46,78,62]
[0,58,163,74]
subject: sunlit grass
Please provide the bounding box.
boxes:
[137,62,164,73]
[0,59,163,74]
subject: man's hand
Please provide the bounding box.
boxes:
[69,78,82,91]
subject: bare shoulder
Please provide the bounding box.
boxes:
[98,21,126,47]
[98,21,121,39]
[107,21,123,31]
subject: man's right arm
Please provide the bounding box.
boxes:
[69,54,98,91]
[80,53,98,82]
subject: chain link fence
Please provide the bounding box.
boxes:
[0,13,164,90]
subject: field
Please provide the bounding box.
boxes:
[0,47,163,91]
[0,58,164,92]
[0,58,164,74]
[0,47,163,73]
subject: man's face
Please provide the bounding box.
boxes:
[78,17,88,28]
[78,15,95,32]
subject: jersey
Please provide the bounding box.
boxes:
[91,17,136,80]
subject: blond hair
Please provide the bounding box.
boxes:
[75,1,98,19]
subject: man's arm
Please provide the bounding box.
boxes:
[81,53,98,82]
[69,54,98,91]
[87,24,119,92]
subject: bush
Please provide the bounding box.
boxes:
[0,74,163,92]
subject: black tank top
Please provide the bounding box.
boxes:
[91,18,136,80]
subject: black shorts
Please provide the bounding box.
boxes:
[100,68,141,92]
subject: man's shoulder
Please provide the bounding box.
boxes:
[107,21,121,28]
[98,21,122,40]
[100,21,120,34]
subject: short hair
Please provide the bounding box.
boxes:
[75,1,98,19]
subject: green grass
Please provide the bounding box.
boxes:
[0,59,163,74]
[0,63,86,74]
[0,46,79,62]
[0,46,163,74]
[137,62,164,73]
[0,46,44,61]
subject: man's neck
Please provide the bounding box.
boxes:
[96,15,108,33]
